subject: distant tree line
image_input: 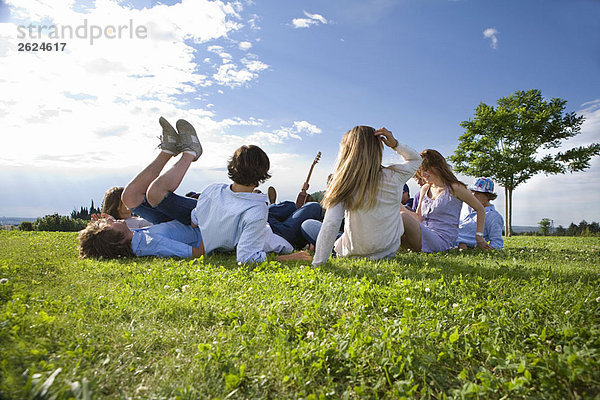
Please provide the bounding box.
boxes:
[70,200,101,220]
[18,214,88,232]
[553,220,600,237]
[529,218,600,237]
[18,200,99,232]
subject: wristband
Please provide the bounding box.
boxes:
[476,232,484,237]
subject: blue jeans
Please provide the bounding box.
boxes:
[132,192,197,225]
[268,201,322,248]
[300,219,322,246]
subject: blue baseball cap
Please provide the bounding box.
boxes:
[403,184,409,194]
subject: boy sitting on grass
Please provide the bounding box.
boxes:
[79,117,305,262]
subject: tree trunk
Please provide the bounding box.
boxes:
[507,188,513,237]
[504,187,508,236]
[504,186,512,237]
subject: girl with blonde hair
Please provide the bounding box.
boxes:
[400,149,493,252]
[299,126,421,267]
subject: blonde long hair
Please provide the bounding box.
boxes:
[322,126,383,211]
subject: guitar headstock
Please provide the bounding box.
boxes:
[313,151,321,165]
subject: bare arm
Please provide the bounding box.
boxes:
[402,184,428,223]
[452,183,493,250]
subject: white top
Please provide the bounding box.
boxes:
[124,216,152,230]
[191,183,292,263]
[313,143,421,266]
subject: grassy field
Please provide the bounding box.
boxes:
[0,231,599,399]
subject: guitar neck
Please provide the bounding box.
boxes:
[304,164,316,187]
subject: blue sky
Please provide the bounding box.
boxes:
[0,0,599,227]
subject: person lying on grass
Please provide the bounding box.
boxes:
[79,116,309,262]
[100,186,152,230]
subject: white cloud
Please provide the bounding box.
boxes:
[0,0,271,170]
[213,58,268,87]
[293,121,322,135]
[483,28,499,49]
[246,121,322,144]
[292,11,328,29]
[238,41,252,50]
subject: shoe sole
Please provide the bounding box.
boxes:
[158,117,179,154]
[268,186,277,204]
[176,119,203,161]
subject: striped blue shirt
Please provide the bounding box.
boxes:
[191,183,292,263]
[455,204,504,249]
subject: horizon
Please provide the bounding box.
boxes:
[1,0,599,227]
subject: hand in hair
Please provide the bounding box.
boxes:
[374,127,399,149]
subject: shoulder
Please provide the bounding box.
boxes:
[206,183,227,193]
[487,207,504,220]
[450,182,467,192]
[450,182,469,198]
[243,200,268,222]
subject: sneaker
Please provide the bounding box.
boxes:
[267,186,277,205]
[158,117,179,155]
[176,119,203,161]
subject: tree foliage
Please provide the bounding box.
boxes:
[538,218,552,236]
[33,214,88,232]
[553,221,599,236]
[18,221,34,231]
[451,89,600,235]
[71,200,101,220]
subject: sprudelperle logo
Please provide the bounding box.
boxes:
[17,19,148,45]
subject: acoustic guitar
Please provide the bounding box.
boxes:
[295,152,321,209]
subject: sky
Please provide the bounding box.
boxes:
[0,0,599,227]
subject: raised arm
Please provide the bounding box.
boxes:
[452,183,493,250]
[374,128,421,172]
[401,184,428,223]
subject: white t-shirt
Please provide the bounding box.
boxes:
[313,143,421,266]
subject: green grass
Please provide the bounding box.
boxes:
[1,231,599,399]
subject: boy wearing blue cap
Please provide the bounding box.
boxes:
[455,177,504,249]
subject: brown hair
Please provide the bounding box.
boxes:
[102,186,125,219]
[485,192,498,201]
[78,222,134,259]
[322,126,383,211]
[227,145,271,187]
[418,149,465,192]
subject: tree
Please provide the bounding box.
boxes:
[538,218,552,236]
[451,89,600,236]
[18,221,34,231]
[33,214,88,232]
[71,200,101,220]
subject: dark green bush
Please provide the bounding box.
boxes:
[33,214,87,232]
[18,221,34,231]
